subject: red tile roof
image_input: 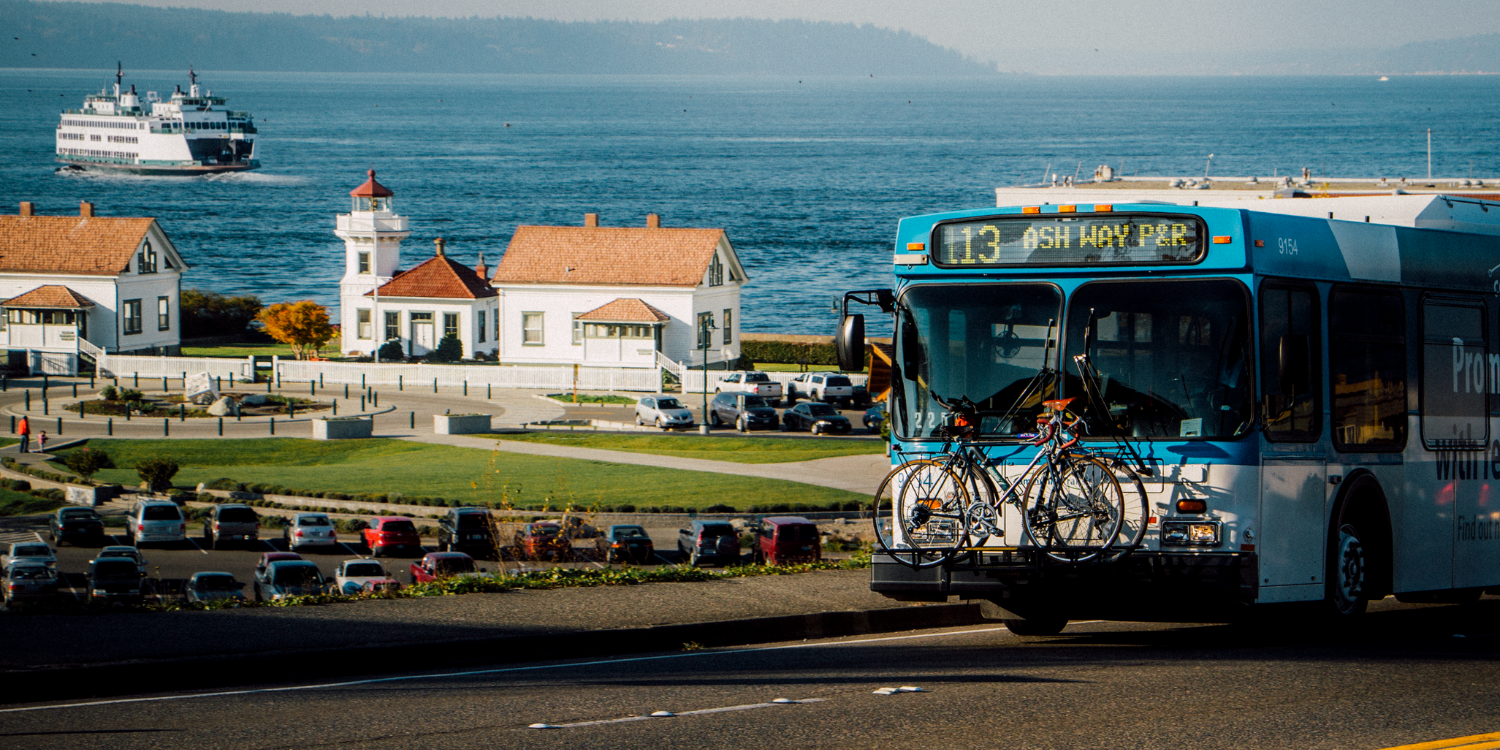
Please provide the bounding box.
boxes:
[576,298,671,323]
[0,216,154,275]
[350,169,394,198]
[492,226,727,287]
[366,255,497,299]
[3,285,95,308]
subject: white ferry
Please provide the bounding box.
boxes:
[55,65,258,175]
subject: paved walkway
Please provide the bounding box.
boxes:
[0,376,887,495]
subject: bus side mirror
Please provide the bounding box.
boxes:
[1277,334,1310,395]
[835,314,865,372]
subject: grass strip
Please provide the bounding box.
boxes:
[495,432,881,464]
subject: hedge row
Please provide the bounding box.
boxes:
[739,340,866,369]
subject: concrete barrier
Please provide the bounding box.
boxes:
[312,417,373,440]
[434,413,492,435]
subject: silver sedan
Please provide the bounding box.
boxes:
[634,395,695,429]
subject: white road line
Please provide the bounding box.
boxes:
[187,537,208,556]
[543,698,827,728]
[0,626,1018,714]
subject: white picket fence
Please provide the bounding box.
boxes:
[274,359,664,392]
[96,354,250,382]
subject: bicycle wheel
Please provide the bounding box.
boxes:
[872,460,969,569]
[1099,459,1150,563]
[1024,453,1125,563]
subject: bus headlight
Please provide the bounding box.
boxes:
[1161,520,1221,547]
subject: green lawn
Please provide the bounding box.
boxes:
[496,432,881,464]
[181,342,300,359]
[0,488,63,516]
[50,438,865,509]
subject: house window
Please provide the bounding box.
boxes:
[385,311,399,342]
[137,241,157,274]
[123,299,142,335]
[696,312,715,348]
[723,309,733,345]
[523,312,544,345]
[444,313,459,339]
[158,296,170,331]
[572,316,584,345]
[356,309,372,339]
[477,310,487,343]
[708,254,724,287]
[358,252,371,274]
[494,308,500,342]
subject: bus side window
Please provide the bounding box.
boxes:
[1329,287,1407,451]
[1260,282,1321,441]
[1420,296,1487,449]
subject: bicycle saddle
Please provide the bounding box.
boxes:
[1042,397,1077,411]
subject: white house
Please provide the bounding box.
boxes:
[0,201,186,374]
[490,213,748,368]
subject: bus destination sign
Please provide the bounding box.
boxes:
[934,214,1205,267]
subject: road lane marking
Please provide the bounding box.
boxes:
[539,698,827,729]
[0,625,1018,714]
[1377,734,1500,750]
[187,537,208,556]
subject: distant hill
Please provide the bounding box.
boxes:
[0,0,994,76]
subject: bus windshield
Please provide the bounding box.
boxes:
[1064,279,1253,439]
[896,283,1061,439]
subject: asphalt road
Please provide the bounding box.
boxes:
[3,599,1498,749]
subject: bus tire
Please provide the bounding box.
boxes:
[1326,521,1369,618]
[1002,616,1068,637]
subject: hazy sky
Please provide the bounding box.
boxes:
[57,0,1500,65]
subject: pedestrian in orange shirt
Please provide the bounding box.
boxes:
[16,415,29,454]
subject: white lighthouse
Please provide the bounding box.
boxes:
[336,170,409,357]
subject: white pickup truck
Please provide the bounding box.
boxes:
[716,371,783,405]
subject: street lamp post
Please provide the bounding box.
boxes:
[699,316,717,435]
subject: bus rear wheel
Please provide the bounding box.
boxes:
[1327,522,1368,618]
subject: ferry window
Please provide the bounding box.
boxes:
[1260,281,1322,441]
[356,309,372,340]
[1421,297,1487,449]
[157,296,170,331]
[123,299,142,335]
[1329,287,1407,451]
[1064,279,1253,439]
[896,283,1061,439]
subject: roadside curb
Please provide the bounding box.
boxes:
[2,602,983,704]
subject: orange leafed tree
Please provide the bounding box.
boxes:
[257,301,335,360]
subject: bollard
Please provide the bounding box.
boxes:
[108,418,113,436]
[134,373,139,388]
[72,384,77,398]
[270,417,275,435]
[179,404,185,421]
[310,380,315,396]
[24,390,30,410]
[163,418,169,437]
[162,376,168,392]
[332,401,337,416]
[2,376,7,392]
[218,417,223,436]
[266,378,272,394]
[216,376,221,392]
[374,391,378,408]
[42,399,48,416]
[79,400,84,420]
[360,395,366,411]
[42,374,48,391]
[487,383,492,399]
[89,373,94,388]
[410,411,415,429]
[125,405,130,421]
[399,375,403,391]
[344,384,349,399]
[434,378,438,394]
[56,417,61,436]
[361,374,366,389]
[319,373,324,388]
[464,381,468,396]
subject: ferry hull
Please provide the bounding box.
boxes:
[56,159,259,176]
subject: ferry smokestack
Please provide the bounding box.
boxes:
[646,213,661,228]
[19,202,33,217]
[584,213,598,227]
[79,201,94,218]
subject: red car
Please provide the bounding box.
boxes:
[255,551,302,579]
[409,551,480,583]
[514,522,570,561]
[362,517,421,557]
[752,516,822,566]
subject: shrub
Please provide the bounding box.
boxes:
[181,289,263,339]
[738,340,867,369]
[204,478,239,491]
[703,504,737,513]
[616,504,636,513]
[100,386,119,401]
[62,447,113,480]
[6,479,30,492]
[136,457,180,492]
[426,334,464,363]
[378,340,405,361]
[196,492,218,504]
[119,388,144,402]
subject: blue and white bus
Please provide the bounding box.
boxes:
[837,192,1500,633]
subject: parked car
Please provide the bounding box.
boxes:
[409,552,483,583]
[716,372,783,404]
[863,402,887,433]
[49,507,104,546]
[752,516,822,566]
[1,541,56,570]
[86,557,145,605]
[3,561,60,609]
[709,392,779,432]
[203,504,260,550]
[361,579,402,595]
[438,508,493,554]
[677,521,740,567]
[124,500,187,547]
[782,402,853,435]
[185,572,246,604]
[514,522,570,561]
[254,559,327,601]
[604,525,655,564]
[634,395,695,429]
[284,513,338,551]
[95,546,148,577]
[255,551,303,581]
[331,559,394,595]
[851,383,872,408]
[363,517,421,558]
[787,372,855,405]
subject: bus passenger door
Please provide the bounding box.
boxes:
[1258,282,1327,601]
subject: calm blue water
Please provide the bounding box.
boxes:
[2,70,1499,337]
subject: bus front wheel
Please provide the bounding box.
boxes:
[1327,522,1368,618]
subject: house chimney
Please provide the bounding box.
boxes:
[584,213,598,227]
[79,201,94,218]
[475,251,488,279]
[434,237,446,257]
[18,202,33,217]
[646,213,661,229]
